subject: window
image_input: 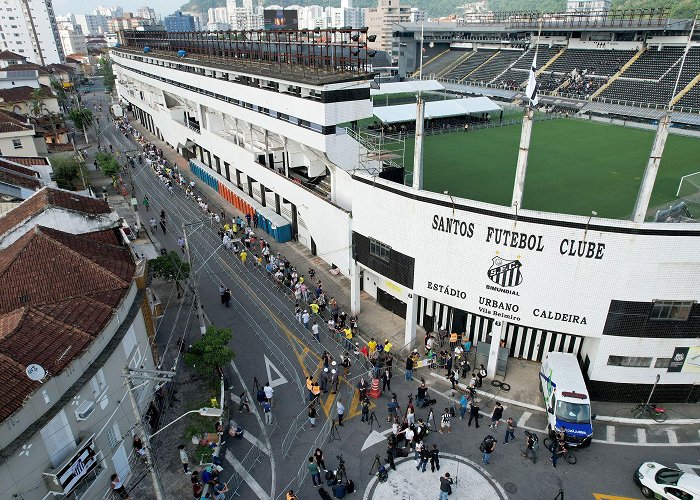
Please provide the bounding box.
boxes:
[106,422,120,448]
[607,356,652,368]
[654,358,671,369]
[40,410,76,467]
[369,239,391,262]
[650,301,694,321]
[89,369,107,398]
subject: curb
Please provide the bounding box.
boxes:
[593,415,700,425]
[427,373,700,425]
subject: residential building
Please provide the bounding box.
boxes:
[0,51,52,89]
[409,7,426,22]
[95,5,123,17]
[108,17,151,32]
[75,14,110,36]
[0,187,158,499]
[0,84,59,116]
[182,10,206,30]
[59,27,88,57]
[1,155,54,184]
[0,110,48,164]
[137,6,158,22]
[165,11,197,32]
[0,0,64,66]
[366,0,412,62]
[208,7,229,24]
[207,22,232,31]
[566,0,612,13]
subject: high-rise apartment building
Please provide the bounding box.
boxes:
[75,14,110,35]
[0,0,63,65]
[164,11,197,32]
[366,0,411,61]
[59,26,87,56]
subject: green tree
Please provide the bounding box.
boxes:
[69,108,94,143]
[149,250,191,298]
[27,88,48,119]
[50,155,87,190]
[99,57,116,93]
[95,151,121,177]
[184,325,234,383]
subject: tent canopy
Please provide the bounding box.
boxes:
[370,80,444,96]
[372,97,501,125]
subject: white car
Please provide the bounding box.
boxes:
[634,462,700,499]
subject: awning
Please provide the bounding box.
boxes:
[370,80,444,96]
[372,97,502,125]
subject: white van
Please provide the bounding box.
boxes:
[540,352,593,447]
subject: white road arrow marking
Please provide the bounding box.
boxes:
[264,355,288,389]
[361,428,393,452]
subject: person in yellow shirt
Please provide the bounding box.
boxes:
[384,339,393,353]
[306,376,314,401]
[310,302,319,315]
[344,327,353,350]
[224,223,230,233]
[240,250,247,266]
[368,338,377,354]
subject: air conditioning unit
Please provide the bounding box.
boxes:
[75,401,95,421]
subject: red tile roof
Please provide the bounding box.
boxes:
[2,63,49,75]
[0,187,110,238]
[0,109,33,133]
[0,51,26,61]
[0,168,40,190]
[0,158,36,177]
[1,156,50,167]
[0,224,135,421]
[0,85,54,104]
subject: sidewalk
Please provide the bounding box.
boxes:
[125,119,700,427]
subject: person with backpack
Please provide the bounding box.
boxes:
[504,416,517,443]
[481,436,496,465]
[439,408,451,434]
[521,431,539,463]
[361,397,370,423]
[477,364,487,387]
[439,473,453,500]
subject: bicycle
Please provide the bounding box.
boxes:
[631,403,667,423]
[543,437,577,465]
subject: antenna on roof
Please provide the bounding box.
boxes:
[26,364,46,382]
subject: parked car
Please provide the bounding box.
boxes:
[634,462,700,499]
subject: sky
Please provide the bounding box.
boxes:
[53,0,184,17]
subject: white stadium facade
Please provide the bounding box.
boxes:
[113,19,700,403]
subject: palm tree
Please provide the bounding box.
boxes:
[27,88,48,119]
[69,108,94,144]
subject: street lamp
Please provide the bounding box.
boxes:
[150,407,223,439]
[583,210,598,240]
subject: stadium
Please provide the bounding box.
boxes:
[112,11,700,403]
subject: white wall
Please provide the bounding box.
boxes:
[351,175,700,339]
[0,132,39,157]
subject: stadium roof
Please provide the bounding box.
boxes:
[373,97,501,124]
[370,80,444,96]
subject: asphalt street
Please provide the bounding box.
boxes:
[85,87,700,500]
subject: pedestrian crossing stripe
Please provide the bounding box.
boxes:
[592,493,640,500]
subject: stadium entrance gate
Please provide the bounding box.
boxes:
[416,297,583,362]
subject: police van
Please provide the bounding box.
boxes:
[540,352,593,447]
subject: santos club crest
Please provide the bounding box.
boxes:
[487,256,523,287]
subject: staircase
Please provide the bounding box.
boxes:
[671,72,700,106]
[591,46,647,99]
[537,47,566,75]
[437,51,474,79]
[411,48,449,78]
[458,50,501,83]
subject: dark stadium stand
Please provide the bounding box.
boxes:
[547,49,635,77]
[421,49,467,77]
[443,50,497,81]
[493,47,564,88]
[465,49,523,84]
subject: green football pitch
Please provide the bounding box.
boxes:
[402,118,700,220]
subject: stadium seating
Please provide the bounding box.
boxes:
[547,49,635,77]
[601,47,700,107]
[443,50,498,81]
[676,85,700,110]
[493,47,565,88]
[421,50,467,78]
[465,50,523,84]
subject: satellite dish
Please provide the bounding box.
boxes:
[108,212,120,222]
[26,364,46,382]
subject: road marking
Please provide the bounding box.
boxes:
[361,428,393,451]
[225,450,270,500]
[264,354,288,389]
[230,392,241,404]
[228,421,271,456]
[592,494,641,500]
[607,425,615,442]
[518,411,532,428]
[666,429,678,444]
[636,428,646,444]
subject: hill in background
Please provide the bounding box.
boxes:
[179,0,698,22]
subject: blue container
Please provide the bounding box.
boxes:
[177,50,187,58]
[143,46,151,53]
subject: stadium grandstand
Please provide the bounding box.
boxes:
[396,9,700,126]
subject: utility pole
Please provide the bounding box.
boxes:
[124,368,168,500]
[183,221,207,336]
